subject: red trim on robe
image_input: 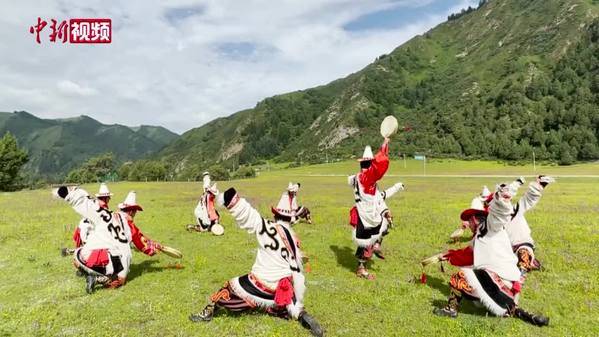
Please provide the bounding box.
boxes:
[85,249,109,268]
[207,193,219,221]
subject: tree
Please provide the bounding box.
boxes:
[66,153,115,183]
[207,164,230,181]
[123,160,167,181]
[0,132,28,191]
[558,143,575,165]
[232,165,256,179]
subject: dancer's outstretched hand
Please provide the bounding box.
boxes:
[537,175,555,188]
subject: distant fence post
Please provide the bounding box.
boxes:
[414,154,426,176]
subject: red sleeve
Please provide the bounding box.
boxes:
[72,227,82,248]
[359,142,389,194]
[127,217,158,256]
[443,246,474,267]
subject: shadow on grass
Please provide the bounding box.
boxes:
[329,245,356,272]
[423,274,450,295]
[128,259,175,283]
[188,305,287,321]
[431,298,488,316]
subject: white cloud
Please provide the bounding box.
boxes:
[0,0,478,133]
[57,80,97,96]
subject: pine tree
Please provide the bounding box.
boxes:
[0,132,29,191]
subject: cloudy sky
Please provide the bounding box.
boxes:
[0,0,478,134]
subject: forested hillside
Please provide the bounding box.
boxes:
[0,111,179,179]
[159,0,599,174]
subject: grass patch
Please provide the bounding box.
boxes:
[0,161,597,336]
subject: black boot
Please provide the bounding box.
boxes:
[298,311,324,337]
[514,307,549,326]
[189,304,215,322]
[433,307,457,318]
[86,275,97,294]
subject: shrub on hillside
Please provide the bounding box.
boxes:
[232,165,256,179]
[66,153,114,184]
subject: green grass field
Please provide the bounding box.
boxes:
[0,160,598,336]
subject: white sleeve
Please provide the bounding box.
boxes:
[514,182,543,215]
[486,193,514,233]
[226,197,263,233]
[203,175,211,189]
[383,182,403,200]
[508,178,525,197]
[62,188,109,227]
[347,175,356,186]
[193,201,202,219]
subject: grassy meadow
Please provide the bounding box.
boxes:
[0,160,597,336]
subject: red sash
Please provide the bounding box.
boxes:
[72,227,82,248]
[349,207,359,228]
[85,249,109,268]
[274,277,294,306]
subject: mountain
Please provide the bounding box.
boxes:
[159,0,599,171]
[0,111,179,178]
[129,125,179,148]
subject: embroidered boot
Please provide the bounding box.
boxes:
[433,290,461,318]
[189,304,216,322]
[356,261,375,280]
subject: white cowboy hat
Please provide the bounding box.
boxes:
[203,173,212,189]
[271,192,295,218]
[118,191,143,211]
[481,185,491,198]
[358,145,374,162]
[95,183,113,198]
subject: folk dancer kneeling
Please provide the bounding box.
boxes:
[188,172,223,235]
[54,187,162,294]
[433,177,553,326]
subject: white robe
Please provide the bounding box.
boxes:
[349,175,402,246]
[348,175,402,229]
